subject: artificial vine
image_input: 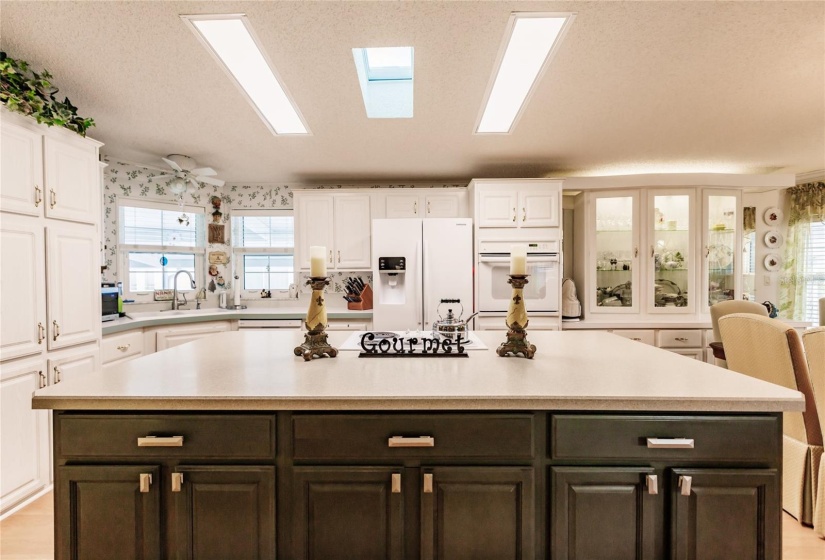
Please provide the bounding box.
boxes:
[0,51,95,136]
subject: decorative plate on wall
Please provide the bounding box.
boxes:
[764,253,782,271]
[763,207,783,226]
[764,230,783,249]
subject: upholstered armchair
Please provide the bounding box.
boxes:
[709,300,769,368]
[802,327,825,536]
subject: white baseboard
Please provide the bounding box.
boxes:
[0,484,53,521]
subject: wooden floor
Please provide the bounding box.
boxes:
[1,492,824,559]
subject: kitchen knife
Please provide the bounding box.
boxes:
[354,277,365,291]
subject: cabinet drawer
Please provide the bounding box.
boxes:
[293,414,534,461]
[610,329,655,345]
[656,329,702,348]
[101,330,144,365]
[58,414,275,459]
[551,414,779,462]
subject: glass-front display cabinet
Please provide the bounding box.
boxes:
[647,189,695,314]
[590,191,640,314]
[702,190,741,313]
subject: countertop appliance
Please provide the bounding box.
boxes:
[101,285,119,322]
[477,240,560,315]
[372,218,473,331]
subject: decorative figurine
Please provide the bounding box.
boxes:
[260,289,271,299]
[497,274,536,359]
[294,277,338,361]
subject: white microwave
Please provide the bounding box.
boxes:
[477,245,560,314]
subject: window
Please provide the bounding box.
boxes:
[231,210,295,294]
[742,231,756,301]
[118,199,205,299]
[352,47,414,118]
[804,221,825,322]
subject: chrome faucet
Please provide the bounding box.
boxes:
[172,270,196,310]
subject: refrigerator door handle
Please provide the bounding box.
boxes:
[423,239,429,329]
[416,239,423,329]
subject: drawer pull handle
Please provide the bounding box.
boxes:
[388,436,434,448]
[646,474,658,495]
[631,337,641,341]
[54,366,61,384]
[647,437,694,449]
[675,337,689,342]
[138,435,184,447]
[512,208,516,222]
[171,472,184,493]
[679,475,692,496]
[423,473,433,494]
[391,473,401,494]
[38,370,46,389]
[139,473,152,493]
[117,344,130,351]
[522,207,526,222]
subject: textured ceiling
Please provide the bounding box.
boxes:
[2,1,823,183]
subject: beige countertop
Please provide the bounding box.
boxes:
[562,318,812,330]
[32,331,803,412]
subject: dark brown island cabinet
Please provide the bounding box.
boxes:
[52,410,782,560]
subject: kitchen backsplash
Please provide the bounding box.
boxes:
[101,159,461,296]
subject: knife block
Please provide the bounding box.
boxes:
[348,284,373,311]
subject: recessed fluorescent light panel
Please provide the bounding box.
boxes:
[476,13,575,134]
[182,14,309,135]
[352,47,414,118]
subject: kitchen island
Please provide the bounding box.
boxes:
[33,330,803,560]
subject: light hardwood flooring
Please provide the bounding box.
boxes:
[1,492,824,559]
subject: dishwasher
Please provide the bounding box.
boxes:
[237,319,303,331]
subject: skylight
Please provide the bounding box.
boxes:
[352,47,414,119]
[181,14,309,135]
[476,13,575,134]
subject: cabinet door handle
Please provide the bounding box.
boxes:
[650,245,655,258]
[414,201,418,215]
[634,247,639,258]
[522,207,526,222]
[631,337,642,341]
[329,249,333,265]
[427,200,431,214]
[646,474,658,495]
[52,320,60,341]
[50,188,57,209]
[705,246,710,258]
[53,366,61,384]
[423,473,433,494]
[38,370,46,389]
[388,435,434,448]
[117,344,131,351]
[679,475,692,496]
[171,472,184,492]
[139,473,152,493]
[391,473,401,494]
[512,208,516,222]
[138,435,184,447]
[646,437,694,449]
[675,337,689,342]
[337,250,341,264]
[38,322,45,344]
[34,185,43,207]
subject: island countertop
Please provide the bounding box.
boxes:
[32,330,804,412]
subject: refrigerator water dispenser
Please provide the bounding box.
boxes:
[377,256,406,302]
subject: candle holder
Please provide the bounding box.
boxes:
[496,274,536,359]
[294,277,338,361]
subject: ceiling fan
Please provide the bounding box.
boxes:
[154,154,226,194]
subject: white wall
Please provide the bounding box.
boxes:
[742,189,789,306]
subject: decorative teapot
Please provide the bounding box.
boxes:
[431,299,478,341]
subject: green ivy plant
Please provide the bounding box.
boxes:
[0,51,95,136]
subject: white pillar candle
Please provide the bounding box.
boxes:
[510,245,527,275]
[310,246,327,277]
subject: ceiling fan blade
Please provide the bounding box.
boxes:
[188,178,201,192]
[197,175,225,187]
[162,157,183,172]
[152,173,176,180]
[190,167,217,176]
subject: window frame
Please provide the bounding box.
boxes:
[117,197,206,302]
[231,209,296,298]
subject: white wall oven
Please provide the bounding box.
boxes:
[477,241,560,314]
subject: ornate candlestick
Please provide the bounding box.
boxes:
[294,277,338,361]
[496,274,536,359]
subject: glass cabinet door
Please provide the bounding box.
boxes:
[591,191,639,313]
[648,190,695,313]
[703,190,740,313]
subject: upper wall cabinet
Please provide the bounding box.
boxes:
[44,136,100,225]
[384,191,467,219]
[0,121,44,217]
[470,180,561,229]
[295,192,371,271]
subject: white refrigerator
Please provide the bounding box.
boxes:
[372,218,473,332]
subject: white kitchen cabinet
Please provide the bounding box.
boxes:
[333,194,371,269]
[0,356,50,513]
[102,330,145,369]
[385,191,466,218]
[0,216,46,361]
[48,344,100,386]
[47,223,101,350]
[43,135,100,225]
[155,321,232,351]
[295,192,371,271]
[700,189,741,314]
[473,180,561,228]
[0,120,43,217]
